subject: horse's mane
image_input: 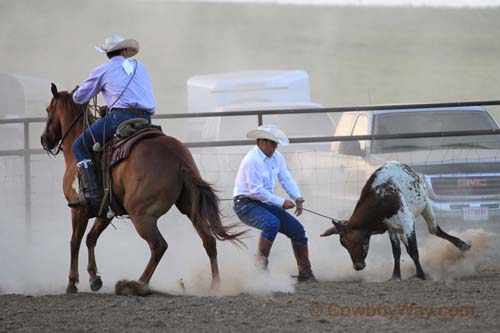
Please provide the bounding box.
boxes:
[55,90,95,124]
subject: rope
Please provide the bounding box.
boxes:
[220,197,341,223]
[301,207,334,220]
[302,207,342,223]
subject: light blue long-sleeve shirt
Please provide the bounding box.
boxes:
[73,56,156,114]
[233,146,302,207]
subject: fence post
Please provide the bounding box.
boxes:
[24,120,31,239]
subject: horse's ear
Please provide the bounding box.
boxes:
[70,85,79,94]
[51,83,59,97]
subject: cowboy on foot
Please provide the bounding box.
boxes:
[232,124,317,283]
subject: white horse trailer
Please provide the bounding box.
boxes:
[186,70,335,147]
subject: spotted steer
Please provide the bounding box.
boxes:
[321,161,471,280]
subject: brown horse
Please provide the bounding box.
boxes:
[41,83,244,294]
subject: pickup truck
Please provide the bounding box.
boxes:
[331,106,500,224]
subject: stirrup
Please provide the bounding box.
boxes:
[67,192,100,211]
[68,198,86,208]
[68,192,86,208]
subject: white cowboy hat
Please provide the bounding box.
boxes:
[95,35,139,57]
[247,124,289,146]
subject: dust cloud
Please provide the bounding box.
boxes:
[0,149,498,297]
[419,228,497,280]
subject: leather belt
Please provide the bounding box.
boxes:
[233,195,255,204]
[111,107,151,115]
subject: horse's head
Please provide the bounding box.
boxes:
[41,83,79,155]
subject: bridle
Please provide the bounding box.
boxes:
[44,99,87,156]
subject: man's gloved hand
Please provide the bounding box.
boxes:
[98,106,108,117]
[282,199,296,210]
[294,197,305,216]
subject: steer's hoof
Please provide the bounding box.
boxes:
[90,275,103,292]
[409,272,428,280]
[459,242,471,251]
[387,275,401,281]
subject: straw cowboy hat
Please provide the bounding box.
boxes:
[247,124,289,146]
[95,35,139,57]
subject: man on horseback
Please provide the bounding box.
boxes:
[232,125,317,283]
[69,35,156,211]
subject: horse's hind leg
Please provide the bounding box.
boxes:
[130,214,168,284]
[421,203,471,251]
[175,200,220,289]
[67,209,90,294]
[195,226,220,289]
[86,217,112,292]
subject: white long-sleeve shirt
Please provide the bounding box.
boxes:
[233,146,302,207]
[73,56,156,113]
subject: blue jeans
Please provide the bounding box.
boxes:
[234,200,308,245]
[72,111,151,162]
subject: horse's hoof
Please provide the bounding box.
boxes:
[66,285,78,294]
[210,278,221,291]
[115,280,152,296]
[90,276,103,292]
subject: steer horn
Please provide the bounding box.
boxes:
[320,226,338,237]
[320,219,347,237]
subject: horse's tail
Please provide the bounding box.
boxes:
[180,164,246,246]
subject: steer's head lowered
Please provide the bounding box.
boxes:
[320,165,405,271]
[321,219,386,271]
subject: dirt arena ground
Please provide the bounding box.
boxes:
[1,256,499,332]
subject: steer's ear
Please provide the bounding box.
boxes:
[320,226,338,237]
[320,219,349,237]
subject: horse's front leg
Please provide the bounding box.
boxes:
[86,216,112,292]
[67,208,90,294]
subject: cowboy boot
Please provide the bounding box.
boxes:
[292,242,317,283]
[68,159,101,211]
[256,236,273,271]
